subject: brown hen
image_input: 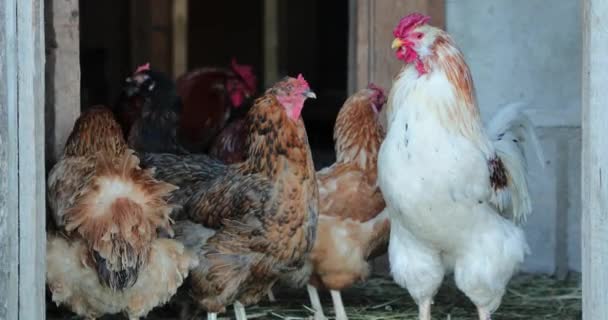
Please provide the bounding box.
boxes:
[139,75,318,319]
[306,85,390,320]
[46,106,198,319]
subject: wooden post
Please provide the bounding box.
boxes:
[0,0,19,318]
[0,0,46,318]
[45,0,80,166]
[264,0,280,88]
[582,0,608,319]
[130,0,173,76]
[172,0,188,78]
[351,0,444,91]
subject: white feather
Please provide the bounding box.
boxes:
[378,55,538,315]
[486,102,545,224]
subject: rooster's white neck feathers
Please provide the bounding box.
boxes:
[387,31,491,153]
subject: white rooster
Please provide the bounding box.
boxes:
[378,13,544,320]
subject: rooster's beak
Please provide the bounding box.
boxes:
[391,38,403,49]
[304,90,317,99]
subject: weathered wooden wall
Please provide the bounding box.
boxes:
[130,0,173,76]
[0,0,46,319]
[0,0,19,318]
[172,0,188,78]
[45,0,80,165]
[350,0,444,92]
[582,0,608,318]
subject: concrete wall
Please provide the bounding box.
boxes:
[446,0,582,273]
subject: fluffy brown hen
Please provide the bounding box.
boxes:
[305,85,390,320]
[46,106,198,319]
[139,75,318,319]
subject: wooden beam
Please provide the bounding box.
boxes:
[351,0,445,91]
[582,0,608,318]
[45,0,80,166]
[130,0,173,76]
[172,0,188,78]
[263,0,280,88]
[16,0,46,318]
[0,0,19,318]
[347,0,358,95]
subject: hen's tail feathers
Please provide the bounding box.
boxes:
[173,220,216,255]
[487,103,544,225]
[65,150,178,290]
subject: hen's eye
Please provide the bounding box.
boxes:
[416,34,423,39]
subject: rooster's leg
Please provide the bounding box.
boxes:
[330,290,348,320]
[233,301,248,320]
[477,307,492,320]
[306,284,327,320]
[267,288,276,302]
[207,312,217,320]
[418,299,432,320]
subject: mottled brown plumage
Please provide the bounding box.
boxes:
[140,76,318,314]
[208,118,247,164]
[317,86,386,222]
[309,86,389,294]
[46,106,197,318]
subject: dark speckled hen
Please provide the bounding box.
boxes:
[139,75,318,319]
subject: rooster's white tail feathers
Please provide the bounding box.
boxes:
[486,103,544,225]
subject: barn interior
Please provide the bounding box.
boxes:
[79,0,349,168]
[0,0,592,319]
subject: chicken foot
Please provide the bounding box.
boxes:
[306,284,327,320]
[477,307,492,320]
[267,288,276,302]
[330,290,348,320]
[207,312,217,320]
[418,299,432,320]
[233,301,248,320]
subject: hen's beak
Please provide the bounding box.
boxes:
[304,90,317,99]
[391,38,403,49]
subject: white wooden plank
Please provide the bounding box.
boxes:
[45,0,80,166]
[16,0,46,319]
[582,0,608,319]
[0,0,19,318]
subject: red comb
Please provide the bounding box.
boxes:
[367,83,384,94]
[231,58,257,92]
[296,74,310,88]
[367,83,386,106]
[393,13,431,38]
[134,62,150,74]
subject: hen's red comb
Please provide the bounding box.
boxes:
[367,83,384,95]
[231,58,257,92]
[134,62,150,74]
[295,74,310,88]
[393,13,431,38]
[367,83,387,106]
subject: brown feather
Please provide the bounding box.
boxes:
[48,106,178,291]
[306,87,389,291]
[333,89,385,171]
[428,33,486,142]
[140,81,318,312]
